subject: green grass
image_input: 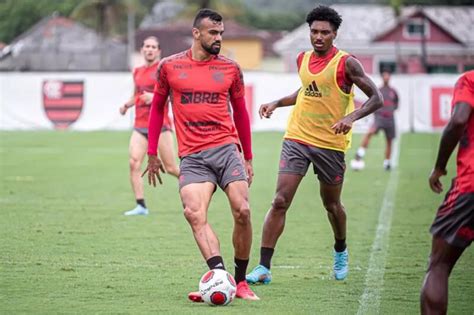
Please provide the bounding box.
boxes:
[0,131,473,314]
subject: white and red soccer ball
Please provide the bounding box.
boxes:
[199,269,236,306]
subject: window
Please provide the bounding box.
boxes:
[404,18,429,39]
[427,65,458,74]
[464,64,474,71]
[379,61,397,74]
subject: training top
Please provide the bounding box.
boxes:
[133,62,170,129]
[375,85,398,120]
[153,50,250,158]
[285,49,355,152]
[452,70,474,193]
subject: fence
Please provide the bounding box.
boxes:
[0,72,459,132]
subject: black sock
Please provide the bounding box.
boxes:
[234,258,249,284]
[334,238,346,252]
[259,247,274,269]
[136,199,146,208]
[206,256,225,270]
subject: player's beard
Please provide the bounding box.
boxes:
[202,41,221,55]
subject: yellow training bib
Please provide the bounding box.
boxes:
[284,50,354,152]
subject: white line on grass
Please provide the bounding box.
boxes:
[357,136,401,315]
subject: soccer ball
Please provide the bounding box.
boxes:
[350,159,365,171]
[199,269,237,306]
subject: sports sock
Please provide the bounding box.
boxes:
[334,238,347,252]
[234,258,249,284]
[206,256,225,270]
[356,147,366,159]
[136,199,146,208]
[259,247,274,269]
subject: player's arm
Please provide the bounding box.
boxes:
[429,102,472,193]
[259,88,301,119]
[143,62,169,187]
[120,90,136,115]
[231,96,254,186]
[332,57,383,134]
[143,90,166,186]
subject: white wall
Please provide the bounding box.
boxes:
[0,72,460,132]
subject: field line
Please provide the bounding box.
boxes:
[357,136,401,314]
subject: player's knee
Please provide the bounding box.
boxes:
[271,194,290,213]
[129,157,141,171]
[183,205,205,227]
[323,201,342,214]
[233,204,251,225]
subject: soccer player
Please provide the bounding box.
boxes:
[144,9,259,301]
[420,70,474,315]
[120,36,179,216]
[351,70,399,171]
[246,5,383,283]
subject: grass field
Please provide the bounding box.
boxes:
[1,131,473,314]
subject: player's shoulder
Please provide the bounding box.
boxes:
[459,70,474,85]
[158,51,188,68]
[215,54,242,70]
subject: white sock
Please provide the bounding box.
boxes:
[383,159,390,166]
[357,147,366,158]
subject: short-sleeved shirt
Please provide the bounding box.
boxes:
[155,50,245,158]
[452,71,474,193]
[133,62,171,129]
[375,85,398,121]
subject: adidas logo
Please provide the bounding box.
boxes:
[304,80,322,97]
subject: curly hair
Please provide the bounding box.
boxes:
[306,6,342,31]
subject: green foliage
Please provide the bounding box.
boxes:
[236,9,305,31]
[0,0,82,43]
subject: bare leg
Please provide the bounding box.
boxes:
[225,180,252,259]
[180,182,220,260]
[320,182,346,241]
[361,129,375,149]
[128,130,147,199]
[261,173,304,248]
[420,236,465,315]
[385,138,393,161]
[158,130,179,178]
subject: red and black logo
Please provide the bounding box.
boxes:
[43,80,84,129]
[181,91,220,104]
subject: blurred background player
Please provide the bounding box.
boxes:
[420,70,474,315]
[351,70,399,171]
[144,9,259,301]
[119,36,179,216]
[246,5,382,284]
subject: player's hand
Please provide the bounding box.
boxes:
[429,168,447,194]
[259,102,277,119]
[245,160,254,187]
[331,116,353,134]
[139,92,153,105]
[142,155,165,187]
[119,105,128,115]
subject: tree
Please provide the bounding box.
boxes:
[0,0,81,44]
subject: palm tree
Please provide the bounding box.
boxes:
[71,0,138,69]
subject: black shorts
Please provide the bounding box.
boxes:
[372,117,396,140]
[278,139,345,185]
[179,143,247,190]
[134,126,173,140]
[430,178,474,248]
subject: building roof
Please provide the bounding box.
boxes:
[0,14,127,71]
[136,19,270,58]
[274,5,474,55]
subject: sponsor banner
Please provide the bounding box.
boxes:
[0,72,460,132]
